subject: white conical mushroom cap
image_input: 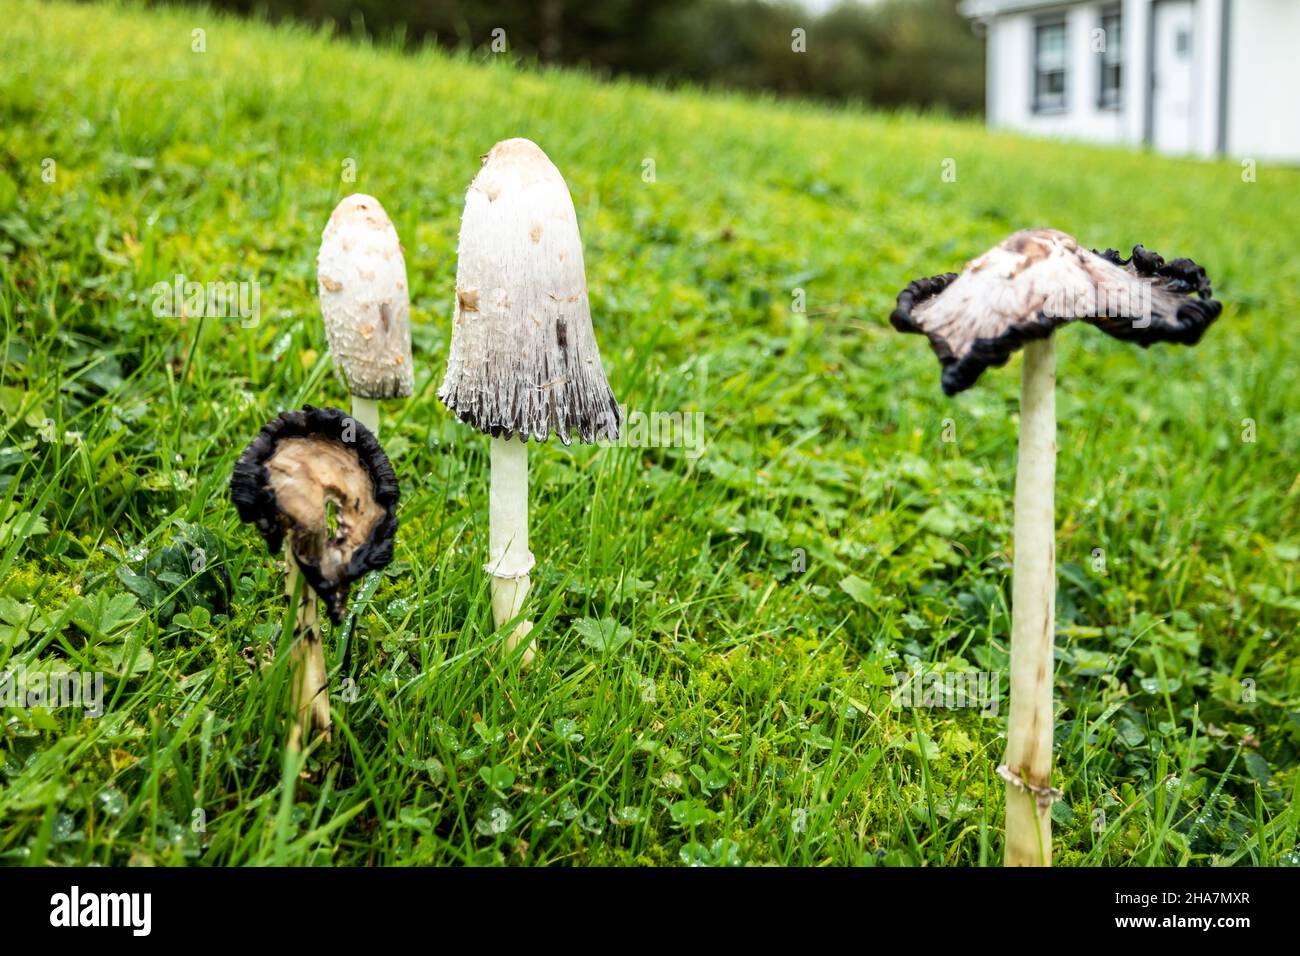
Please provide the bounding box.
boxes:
[317,194,414,400]
[438,139,620,445]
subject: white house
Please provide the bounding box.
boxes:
[960,0,1300,162]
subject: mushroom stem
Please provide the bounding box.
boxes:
[285,548,330,751]
[351,397,380,438]
[488,435,536,664]
[1003,336,1057,866]
[344,396,380,660]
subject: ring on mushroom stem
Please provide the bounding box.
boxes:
[439,138,621,666]
[230,405,399,747]
[890,228,1223,867]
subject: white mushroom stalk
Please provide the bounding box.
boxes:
[488,435,534,655]
[318,194,414,438]
[1001,337,1057,866]
[890,229,1223,866]
[439,138,621,665]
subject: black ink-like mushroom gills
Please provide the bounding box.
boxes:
[890,228,1222,867]
[318,194,414,438]
[438,138,621,665]
[230,406,399,747]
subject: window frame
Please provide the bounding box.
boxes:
[1032,15,1069,114]
[1097,5,1123,111]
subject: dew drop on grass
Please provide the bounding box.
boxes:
[680,842,710,866]
[154,822,186,851]
[613,806,645,827]
[96,787,127,817]
[51,813,77,843]
[270,332,292,362]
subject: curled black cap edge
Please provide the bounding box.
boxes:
[890,245,1223,396]
[229,405,399,624]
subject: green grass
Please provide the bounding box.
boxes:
[1,0,1297,867]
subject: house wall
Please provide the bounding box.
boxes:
[1226,0,1300,161]
[985,3,1130,145]
[1120,0,1148,144]
[975,0,1300,162]
[1191,0,1227,157]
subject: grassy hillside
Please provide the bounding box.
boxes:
[0,0,1296,866]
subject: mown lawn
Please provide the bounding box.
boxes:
[1,0,1297,866]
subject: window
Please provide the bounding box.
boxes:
[1098,6,1122,109]
[1033,18,1068,113]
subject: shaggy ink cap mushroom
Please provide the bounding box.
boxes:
[438,138,621,444]
[230,406,398,623]
[890,228,1222,395]
[318,195,414,400]
[888,227,1223,865]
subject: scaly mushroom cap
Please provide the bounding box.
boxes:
[230,406,399,623]
[318,194,414,400]
[891,228,1222,394]
[438,138,621,444]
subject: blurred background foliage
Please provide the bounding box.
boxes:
[177,0,985,114]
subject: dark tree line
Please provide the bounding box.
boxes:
[193,0,985,114]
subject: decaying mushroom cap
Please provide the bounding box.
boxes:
[891,228,1222,395]
[438,138,621,444]
[230,406,399,623]
[318,194,414,400]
